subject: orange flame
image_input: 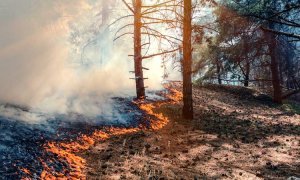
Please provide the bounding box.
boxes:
[20,168,31,175]
[21,85,182,179]
[40,131,109,179]
[39,128,142,179]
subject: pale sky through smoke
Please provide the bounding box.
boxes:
[0,0,136,117]
[0,0,180,120]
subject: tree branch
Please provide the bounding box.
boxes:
[121,0,134,13]
[142,48,179,59]
[261,27,300,39]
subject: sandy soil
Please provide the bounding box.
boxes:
[81,84,300,180]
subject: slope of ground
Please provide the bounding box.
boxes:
[82,84,300,179]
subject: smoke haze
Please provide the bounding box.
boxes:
[0,0,181,121]
[0,0,127,118]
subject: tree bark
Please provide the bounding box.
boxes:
[267,31,282,104]
[244,59,250,87]
[182,0,193,119]
[134,0,145,99]
[242,37,250,87]
[217,61,222,85]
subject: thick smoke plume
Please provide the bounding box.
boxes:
[0,0,181,122]
[0,1,128,120]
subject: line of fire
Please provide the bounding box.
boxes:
[0,0,299,179]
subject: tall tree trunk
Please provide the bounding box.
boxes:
[243,37,250,87]
[267,31,282,104]
[182,0,193,119]
[244,59,250,87]
[134,0,145,99]
[217,61,222,85]
[286,50,294,90]
[265,3,282,104]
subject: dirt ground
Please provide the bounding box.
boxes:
[81,84,300,180]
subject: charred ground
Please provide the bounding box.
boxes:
[0,97,146,179]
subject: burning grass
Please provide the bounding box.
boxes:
[19,84,182,179]
[39,129,141,179]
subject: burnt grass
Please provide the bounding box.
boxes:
[83,84,299,179]
[0,97,146,179]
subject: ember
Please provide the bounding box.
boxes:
[20,168,30,175]
[1,85,181,179]
[148,86,182,130]
[40,86,180,179]
[0,97,146,179]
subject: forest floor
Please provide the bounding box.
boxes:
[81,84,300,180]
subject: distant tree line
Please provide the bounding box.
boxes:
[194,0,300,104]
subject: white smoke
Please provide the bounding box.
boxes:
[0,0,181,122]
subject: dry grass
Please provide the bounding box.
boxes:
[82,84,300,179]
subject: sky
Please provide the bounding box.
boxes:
[0,0,134,115]
[0,0,179,120]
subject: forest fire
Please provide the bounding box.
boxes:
[39,132,135,178]
[1,0,299,178]
[17,85,182,179]
[39,129,142,179]
[1,97,142,179]
[137,84,182,130]
[164,86,183,103]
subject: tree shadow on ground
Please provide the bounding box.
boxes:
[173,107,299,179]
[201,84,274,104]
[182,86,300,179]
[193,110,299,144]
[255,162,300,179]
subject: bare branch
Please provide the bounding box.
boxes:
[114,32,133,41]
[142,48,179,59]
[261,27,300,39]
[121,0,134,13]
[108,15,133,29]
